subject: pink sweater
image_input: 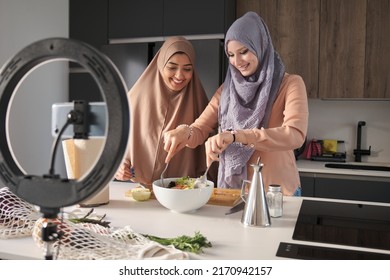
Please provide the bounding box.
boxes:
[187,74,309,195]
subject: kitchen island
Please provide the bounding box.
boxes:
[1,181,390,260]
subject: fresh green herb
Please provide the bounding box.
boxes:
[142,231,212,254]
[68,209,111,228]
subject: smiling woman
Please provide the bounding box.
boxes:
[115,36,210,188]
[162,52,194,92]
[163,12,309,195]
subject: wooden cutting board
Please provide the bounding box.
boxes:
[207,188,241,206]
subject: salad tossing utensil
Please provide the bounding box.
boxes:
[193,161,213,188]
[160,162,169,188]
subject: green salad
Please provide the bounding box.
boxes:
[167,176,196,189]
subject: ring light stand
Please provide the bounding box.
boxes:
[0,38,129,258]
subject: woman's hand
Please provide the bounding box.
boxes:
[114,158,134,181]
[163,126,191,163]
[205,131,234,166]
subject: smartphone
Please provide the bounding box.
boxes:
[51,102,107,138]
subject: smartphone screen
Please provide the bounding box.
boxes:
[51,102,107,138]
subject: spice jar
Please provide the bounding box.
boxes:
[266,184,283,218]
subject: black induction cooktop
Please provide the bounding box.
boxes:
[292,200,390,251]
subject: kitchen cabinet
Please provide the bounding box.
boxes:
[236,0,390,99]
[300,173,315,197]
[320,0,390,99]
[364,0,390,98]
[69,0,234,102]
[300,172,390,203]
[315,176,390,203]
[318,0,366,99]
[69,0,108,102]
[108,0,163,39]
[163,0,233,37]
[237,0,320,99]
[108,0,236,42]
[69,0,108,49]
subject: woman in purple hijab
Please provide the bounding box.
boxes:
[164,12,309,196]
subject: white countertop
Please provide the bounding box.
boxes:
[297,159,390,178]
[1,181,390,260]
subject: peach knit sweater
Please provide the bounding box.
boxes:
[187,73,309,195]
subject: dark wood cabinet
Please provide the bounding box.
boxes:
[365,0,390,98]
[236,0,390,99]
[319,0,390,99]
[237,0,320,99]
[318,0,366,99]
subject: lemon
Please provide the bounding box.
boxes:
[131,187,151,201]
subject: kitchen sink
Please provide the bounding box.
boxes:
[325,163,390,172]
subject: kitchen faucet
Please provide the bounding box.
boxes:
[353,121,371,162]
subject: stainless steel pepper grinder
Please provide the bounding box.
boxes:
[241,157,271,227]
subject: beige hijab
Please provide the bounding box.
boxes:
[128,36,209,186]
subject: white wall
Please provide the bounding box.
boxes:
[0,0,69,178]
[307,99,390,163]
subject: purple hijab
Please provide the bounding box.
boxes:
[218,12,285,188]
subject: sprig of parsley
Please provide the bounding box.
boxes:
[143,231,212,254]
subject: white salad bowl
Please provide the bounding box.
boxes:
[152,177,214,213]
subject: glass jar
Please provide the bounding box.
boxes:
[266,184,283,218]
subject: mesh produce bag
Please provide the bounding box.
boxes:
[1,187,191,259]
[32,216,189,260]
[0,187,40,239]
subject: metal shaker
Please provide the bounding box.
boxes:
[240,158,271,227]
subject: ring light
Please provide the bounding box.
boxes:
[0,38,129,217]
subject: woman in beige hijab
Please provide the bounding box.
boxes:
[115,36,210,187]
